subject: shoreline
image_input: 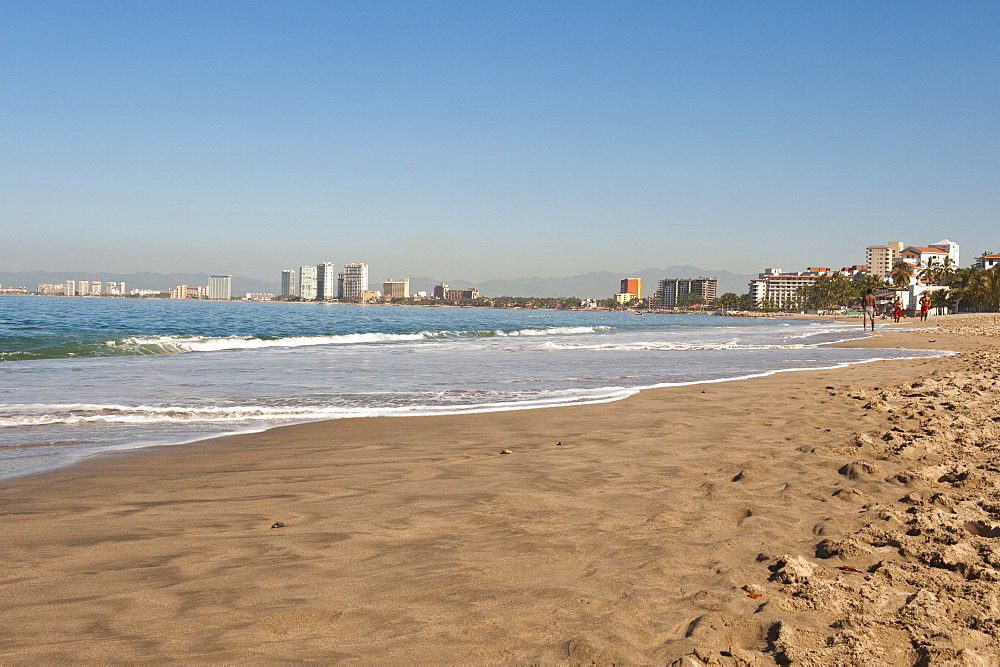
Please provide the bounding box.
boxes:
[2,314,997,662]
[2,317,939,485]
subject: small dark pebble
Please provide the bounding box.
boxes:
[271,522,285,529]
[556,441,564,446]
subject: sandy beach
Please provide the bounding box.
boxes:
[2,313,999,664]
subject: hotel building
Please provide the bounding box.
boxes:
[338,263,369,299]
[299,265,318,301]
[748,269,824,310]
[620,278,642,300]
[867,239,959,280]
[170,285,208,299]
[316,262,336,300]
[64,280,76,296]
[653,277,718,309]
[899,240,960,272]
[208,275,232,301]
[866,242,904,279]
[280,270,297,298]
[382,279,410,299]
[433,284,448,299]
[444,288,480,300]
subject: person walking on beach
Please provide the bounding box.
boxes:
[919,293,931,321]
[893,296,903,323]
[862,289,879,332]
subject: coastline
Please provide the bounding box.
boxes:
[2,314,998,662]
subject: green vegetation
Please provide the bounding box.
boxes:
[943,264,1000,312]
[716,292,753,311]
[796,274,889,311]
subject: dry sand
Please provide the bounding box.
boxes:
[1,314,999,664]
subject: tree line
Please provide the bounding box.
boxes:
[794,258,1000,313]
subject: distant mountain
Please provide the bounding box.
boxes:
[392,267,754,299]
[0,271,279,295]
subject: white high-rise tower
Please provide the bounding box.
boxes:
[338,263,368,299]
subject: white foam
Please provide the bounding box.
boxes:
[106,326,614,355]
[0,387,639,427]
[539,340,810,351]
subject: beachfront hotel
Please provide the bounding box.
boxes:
[621,278,642,299]
[748,268,826,309]
[299,265,318,301]
[866,242,904,279]
[338,263,369,299]
[207,275,232,300]
[169,284,208,299]
[614,278,643,304]
[280,270,296,298]
[866,239,960,280]
[653,277,718,308]
[382,279,410,299]
[444,288,480,300]
[316,262,336,300]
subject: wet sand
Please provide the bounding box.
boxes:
[2,314,998,663]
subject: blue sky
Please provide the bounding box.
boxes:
[3,1,998,282]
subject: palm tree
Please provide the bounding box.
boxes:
[938,256,957,285]
[891,261,913,290]
[984,266,1000,312]
[918,257,941,285]
[949,267,978,313]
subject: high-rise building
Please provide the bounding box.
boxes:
[280,270,297,298]
[107,281,126,295]
[316,262,336,300]
[91,281,102,295]
[208,275,232,300]
[620,278,642,300]
[76,280,90,296]
[338,263,369,299]
[64,279,76,296]
[299,265,318,301]
[654,277,718,309]
[382,279,410,299]
[433,283,448,299]
[866,242,904,279]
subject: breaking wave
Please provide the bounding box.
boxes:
[1,326,618,359]
[107,326,612,354]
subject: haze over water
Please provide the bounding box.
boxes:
[0,296,945,480]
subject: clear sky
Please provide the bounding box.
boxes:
[3,1,998,281]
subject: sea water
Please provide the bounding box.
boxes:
[0,295,940,480]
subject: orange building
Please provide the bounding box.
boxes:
[619,278,642,300]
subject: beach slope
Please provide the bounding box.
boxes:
[1,314,998,663]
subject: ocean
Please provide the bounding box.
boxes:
[0,295,941,480]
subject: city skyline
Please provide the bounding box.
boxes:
[3,2,998,280]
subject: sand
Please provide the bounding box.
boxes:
[1,314,999,664]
